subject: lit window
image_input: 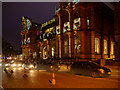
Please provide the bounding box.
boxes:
[73,0,80,4]
[49,27,53,32]
[50,27,55,35]
[111,41,114,55]
[95,38,100,54]
[75,37,81,53]
[65,40,68,54]
[43,34,45,39]
[104,40,107,54]
[56,25,60,34]
[63,22,70,33]
[40,35,42,39]
[52,48,54,57]
[27,37,30,43]
[33,52,36,58]
[43,47,47,59]
[73,17,81,30]
[45,29,50,33]
[47,33,49,37]
[24,39,26,44]
[26,19,31,30]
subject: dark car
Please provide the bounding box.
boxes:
[70,61,111,78]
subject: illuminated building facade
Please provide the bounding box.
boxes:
[21,2,118,65]
[114,2,120,61]
[38,2,115,65]
[21,16,41,61]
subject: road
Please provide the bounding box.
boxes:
[2,65,119,88]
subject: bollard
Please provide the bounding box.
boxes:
[52,73,55,85]
[23,68,28,77]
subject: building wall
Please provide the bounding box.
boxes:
[21,17,40,61]
[114,3,120,60]
[38,2,115,63]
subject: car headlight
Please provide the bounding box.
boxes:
[18,64,21,67]
[5,64,9,66]
[29,65,34,68]
[12,64,16,67]
[98,69,104,73]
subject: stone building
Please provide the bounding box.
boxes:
[21,2,119,65]
[38,2,115,65]
[21,16,41,61]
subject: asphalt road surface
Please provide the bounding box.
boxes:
[2,66,119,88]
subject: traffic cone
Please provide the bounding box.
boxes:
[52,73,55,85]
[23,68,28,77]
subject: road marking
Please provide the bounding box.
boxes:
[38,70,46,72]
[75,75,120,83]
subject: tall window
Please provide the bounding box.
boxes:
[24,39,26,44]
[65,40,69,55]
[43,47,47,59]
[73,17,81,30]
[111,41,114,55]
[63,22,70,33]
[95,38,100,54]
[104,40,108,54]
[27,37,30,43]
[56,25,60,34]
[33,52,36,58]
[87,17,90,26]
[75,37,81,53]
[52,48,54,57]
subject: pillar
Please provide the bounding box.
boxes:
[90,7,95,60]
[68,7,74,58]
[57,11,64,59]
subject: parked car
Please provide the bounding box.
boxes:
[70,61,111,78]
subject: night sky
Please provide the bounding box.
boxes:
[2,2,59,50]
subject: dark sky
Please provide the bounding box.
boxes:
[2,2,59,50]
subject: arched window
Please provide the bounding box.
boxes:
[75,37,81,53]
[63,22,70,33]
[73,17,81,30]
[43,47,47,59]
[95,38,100,54]
[111,41,114,55]
[52,48,55,57]
[104,40,108,54]
[64,39,69,56]
[56,25,60,34]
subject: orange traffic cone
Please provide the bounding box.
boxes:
[52,73,55,85]
[23,68,28,77]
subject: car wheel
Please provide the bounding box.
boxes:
[91,72,98,78]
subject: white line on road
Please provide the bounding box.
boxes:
[38,70,47,72]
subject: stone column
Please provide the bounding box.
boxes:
[58,36,62,58]
[47,40,49,59]
[68,7,73,58]
[114,3,120,61]
[57,11,63,59]
[90,7,95,60]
